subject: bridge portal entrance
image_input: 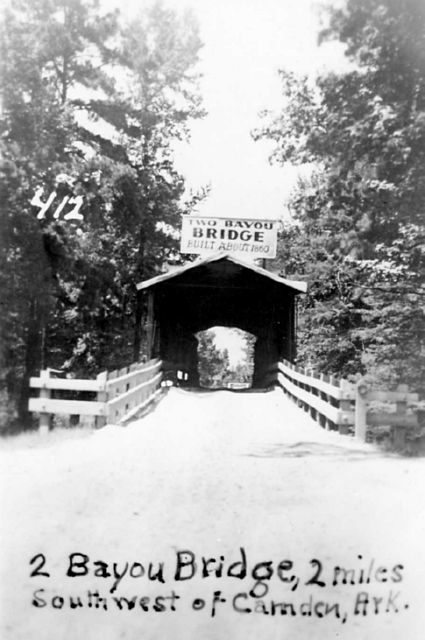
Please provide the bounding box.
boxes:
[196,327,256,389]
[136,253,306,388]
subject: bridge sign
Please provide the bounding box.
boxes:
[180,215,278,258]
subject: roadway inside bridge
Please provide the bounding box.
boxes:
[1,389,424,639]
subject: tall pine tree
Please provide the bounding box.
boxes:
[0,0,205,429]
[254,0,425,389]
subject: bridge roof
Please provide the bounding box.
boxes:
[136,252,307,294]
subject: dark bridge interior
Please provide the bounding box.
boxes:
[137,254,306,388]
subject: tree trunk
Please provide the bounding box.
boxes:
[133,224,146,361]
[18,297,44,428]
[133,291,143,362]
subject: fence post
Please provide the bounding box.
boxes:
[328,374,338,431]
[308,368,318,422]
[393,384,409,448]
[339,379,353,435]
[95,371,108,428]
[39,369,51,434]
[318,373,329,429]
[355,379,368,442]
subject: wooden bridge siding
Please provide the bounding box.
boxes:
[150,276,298,387]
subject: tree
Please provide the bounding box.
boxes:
[226,329,255,386]
[197,330,232,388]
[0,0,205,429]
[1,0,118,422]
[254,0,425,388]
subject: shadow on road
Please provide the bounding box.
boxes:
[245,441,398,461]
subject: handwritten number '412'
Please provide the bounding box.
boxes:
[31,188,83,221]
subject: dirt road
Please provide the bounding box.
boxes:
[1,388,425,639]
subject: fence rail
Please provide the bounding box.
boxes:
[30,356,422,446]
[29,359,163,433]
[270,360,421,445]
[268,361,355,433]
[106,360,163,424]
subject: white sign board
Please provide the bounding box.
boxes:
[180,216,278,259]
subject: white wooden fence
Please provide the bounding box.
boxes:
[105,359,162,424]
[29,356,422,445]
[269,360,355,433]
[270,360,421,445]
[29,359,163,433]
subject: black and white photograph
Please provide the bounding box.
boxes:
[1,0,425,638]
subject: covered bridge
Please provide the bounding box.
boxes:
[136,253,307,387]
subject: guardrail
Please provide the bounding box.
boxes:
[354,380,420,448]
[106,359,163,424]
[269,360,422,446]
[268,360,355,434]
[29,359,163,433]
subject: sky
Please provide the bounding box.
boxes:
[107,0,347,363]
[171,0,344,221]
[159,0,345,361]
[110,0,346,222]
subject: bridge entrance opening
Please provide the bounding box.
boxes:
[136,254,306,387]
[196,327,256,389]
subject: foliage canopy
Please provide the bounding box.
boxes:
[0,0,205,429]
[254,0,425,389]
